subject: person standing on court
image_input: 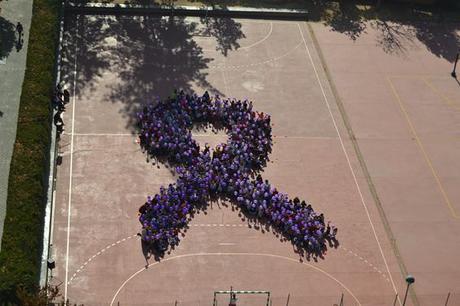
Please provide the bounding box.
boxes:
[16,22,23,35]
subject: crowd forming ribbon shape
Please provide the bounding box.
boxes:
[137,91,337,256]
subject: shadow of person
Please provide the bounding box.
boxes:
[0,111,3,118]
[15,37,23,52]
[233,196,338,262]
[141,239,151,268]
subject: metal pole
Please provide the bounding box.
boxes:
[339,293,344,306]
[229,286,236,306]
[402,283,410,306]
[392,293,398,306]
[445,292,451,306]
[285,293,290,306]
[452,53,459,78]
[403,275,415,306]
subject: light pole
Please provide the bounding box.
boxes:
[402,275,415,306]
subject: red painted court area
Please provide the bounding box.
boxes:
[49,14,418,305]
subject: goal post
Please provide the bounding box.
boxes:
[213,289,271,306]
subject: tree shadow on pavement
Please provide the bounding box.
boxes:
[187,0,459,61]
[370,20,416,55]
[194,0,460,61]
[311,1,459,60]
[62,13,246,133]
[66,0,459,60]
[0,16,17,60]
[414,21,460,62]
[199,14,245,56]
[61,15,113,95]
[105,15,218,131]
[180,1,247,55]
[319,1,367,41]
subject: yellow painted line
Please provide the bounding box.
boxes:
[388,74,449,79]
[387,76,459,219]
[384,75,459,111]
[422,77,460,111]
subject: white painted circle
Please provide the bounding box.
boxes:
[110,252,361,306]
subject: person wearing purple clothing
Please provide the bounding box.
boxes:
[136,91,336,256]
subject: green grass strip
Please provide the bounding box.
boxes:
[0,0,59,302]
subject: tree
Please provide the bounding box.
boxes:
[16,285,83,306]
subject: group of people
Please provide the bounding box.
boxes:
[137,91,337,254]
[53,85,70,137]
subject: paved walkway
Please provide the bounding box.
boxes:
[0,0,33,251]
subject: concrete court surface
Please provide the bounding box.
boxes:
[50,15,410,305]
[309,21,460,305]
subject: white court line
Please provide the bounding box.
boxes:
[70,133,226,137]
[70,132,336,140]
[64,15,79,302]
[222,69,229,95]
[67,225,387,286]
[209,41,303,70]
[239,22,273,50]
[71,133,135,136]
[202,22,273,52]
[297,23,402,305]
[110,252,361,306]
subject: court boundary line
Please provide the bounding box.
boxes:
[387,75,459,219]
[109,252,361,306]
[40,0,67,286]
[305,23,418,306]
[297,23,402,305]
[58,18,402,304]
[64,14,80,301]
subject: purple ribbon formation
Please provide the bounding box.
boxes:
[137,91,337,255]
